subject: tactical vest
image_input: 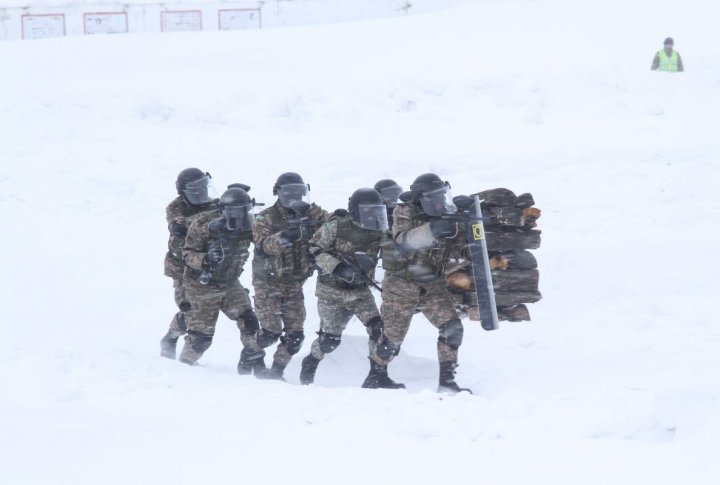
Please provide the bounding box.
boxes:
[381,204,456,282]
[186,215,253,284]
[252,204,314,282]
[318,215,382,289]
[658,50,679,72]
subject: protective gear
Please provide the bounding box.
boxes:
[205,241,224,264]
[256,329,282,348]
[219,187,254,232]
[438,361,472,394]
[281,332,305,355]
[374,179,403,209]
[273,172,309,208]
[333,262,362,284]
[176,168,217,206]
[160,331,179,359]
[227,183,251,192]
[361,358,405,389]
[258,361,286,380]
[409,173,456,217]
[178,301,191,312]
[366,316,383,342]
[188,330,213,353]
[237,348,266,375]
[241,309,259,333]
[376,336,401,360]
[170,222,188,237]
[430,218,458,239]
[440,318,464,350]
[318,331,342,354]
[299,354,321,385]
[658,49,680,72]
[348,188,388,231]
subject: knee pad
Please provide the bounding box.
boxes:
[440,318,464,350]
[241,309,260,333]
[318,331,342,354]
[366,316,383,342]
[188,330,213,353]
[178,300,191,312]
[176,313,188,332]
[257,329,281,348]
[281,332,305,355]
[376,336,400,360]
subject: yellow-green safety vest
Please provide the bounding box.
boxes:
[658,50,679,72]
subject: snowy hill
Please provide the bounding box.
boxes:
[2,0,719,483]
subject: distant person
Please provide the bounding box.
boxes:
[651,37,684,72]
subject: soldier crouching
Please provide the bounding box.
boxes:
[298,188,388,385]
[178,187,262,370]
[367,173,472,393]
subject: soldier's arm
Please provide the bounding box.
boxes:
[651,53,660,70]
[309,220,341,275]
[183,219,210,270]
[677,54,684,71]
[253,213,287,256]
[393,206,435,251]
[309,204,330,222]
[166,199,187,232]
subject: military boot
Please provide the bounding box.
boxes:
[257,361,286,381]
[237,348,266,376]
[361,358,405,389]
[299,354,321,385]
[160,330,179,359]
[438,361,472,394]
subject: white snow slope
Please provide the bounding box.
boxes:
[2,1,720,483]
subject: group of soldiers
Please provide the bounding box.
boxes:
[160,168,473,393]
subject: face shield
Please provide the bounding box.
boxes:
[222,203,255,232]
[378,185,403,209]
[357,204,389,231]
[183,175,218,206]
[277,183,309,209]
[419,186,456,217]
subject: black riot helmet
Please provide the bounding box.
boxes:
[348,188,388,231]
[176,167,216,206]
[409,173,456,217]
[219,187,254,232]
[373,179,403,209]
[273,172,309,208]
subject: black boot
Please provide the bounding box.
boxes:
[257,361,286,381]
[160,331,179,359]
[237,348,266,376]
[299,354,321,385]
[438,361,472,394]
[361,358,405,389]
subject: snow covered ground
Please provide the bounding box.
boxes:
[2,0,720,483]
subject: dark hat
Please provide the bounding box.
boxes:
[663,37,674,45]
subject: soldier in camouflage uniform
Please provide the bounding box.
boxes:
[298,188,388,385]
[373,179,403,227]
[178,187,261,368]
[160,168,219,359]
[246,172,329,380]
[366,173,472,393]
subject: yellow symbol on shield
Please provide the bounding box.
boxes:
[472,223,484,240]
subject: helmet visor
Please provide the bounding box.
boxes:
[278,183,309,208]
[222,203,254,231]
[357,204,389,231]
[183,175,217,206]
[419,187,456,217]
[378,185,402,209]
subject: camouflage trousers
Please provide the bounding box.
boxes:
[308,283,381,361]
[178,276,255,365]
[251,276,307,367]
[372,274,462,366]
[166,277,189,337]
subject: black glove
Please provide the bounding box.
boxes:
[241,309,260,332]
[354,252,377,272]
[171,223,187,237]
[281,225,301,243]
[205,242,224,264]
[430,218,457,239]
[333,262,361,283]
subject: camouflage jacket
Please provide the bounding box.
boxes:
[164,196,217,278]
[251,200,329,283]
[183,210,253,285]
[310,214,383,291]
[381,203,467,283]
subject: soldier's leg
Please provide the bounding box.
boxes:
[220,281,266,375]
[161,278,191,359]
[252,279,284,351]
[271,283,307,372]
[300,297,352,385]
[347,289,382,358]
[421,287,471,393]
[178,281,223,365]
